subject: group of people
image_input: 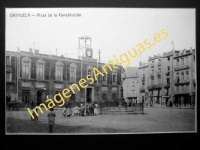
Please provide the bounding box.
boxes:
[62,103,99,117]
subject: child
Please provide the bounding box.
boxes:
[94,103,98,115]
[47,108,56,133]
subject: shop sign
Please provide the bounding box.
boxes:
[22,82,30,87]
[112,87,118,92]
[36,82,45,88]
[102,87,108,90]
[55,84,63,89]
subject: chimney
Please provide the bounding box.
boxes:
[34,49,39,54]
[29,48,33,53]
[190,47,192,51]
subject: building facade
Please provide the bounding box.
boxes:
[6,36,122,108]
[138,47,196,107]
[123,67,139,104]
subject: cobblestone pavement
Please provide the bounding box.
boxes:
[6,107,196,133]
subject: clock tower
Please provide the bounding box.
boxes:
[78,36,93,58]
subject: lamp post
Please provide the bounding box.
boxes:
[119,66,126,107]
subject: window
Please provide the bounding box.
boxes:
[22,57,31,79]
[167,57,170,61]
[6,56,11,66]
[167,66,170,71]
[186,70,189,81]
[181,85,184,91]
[102,93,107,101]
[167,78,170,83]
[177,59,179,66]
[102,73,107,82]
[87,66,93,77]
[158,77,161,84]
[181,58,184,65]
[181,72,184,80]
[6,72,11,81]
[151,79,154,85]
[70,63,77,82]
[36,59,45,80]
[112,93,117,101]
[113,75,116,82]
[185,56,189,65]
[112,69,117,84]
[55,61,63,81]
[131,90,135,96]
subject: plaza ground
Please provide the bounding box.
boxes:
[6,107,196,134]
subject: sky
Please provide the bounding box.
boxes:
[6,8,195,67]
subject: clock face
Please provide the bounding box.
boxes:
[87,50,91,56]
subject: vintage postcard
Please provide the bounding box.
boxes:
[5,8,196,134]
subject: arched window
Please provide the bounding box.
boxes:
[112,69,117,84]
[22,57,31,79]
[70,63,77,82]
[55,61,63,81]
[36,59,45,80]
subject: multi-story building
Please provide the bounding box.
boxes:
[138,47,196,107]
[173,47,196,107]
[6,36,122,108]
[138,61,149,106]
[123,67,139,104]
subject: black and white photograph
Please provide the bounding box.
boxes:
[5,8,196,134]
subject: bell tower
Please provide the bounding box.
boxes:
[78,36,93,58]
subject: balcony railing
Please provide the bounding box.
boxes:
[151,63,154,68]
[6,66,13,72]
[175,88,190,94]
[174,65,190,71]
[140,87,145,92]
[147,85,154,90]
[175,79,190,85]
[157,71,161,76]
[164,83,170,88]
[157,61,161,66]
[154,84,162,89]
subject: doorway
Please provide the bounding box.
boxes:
[22,90,29,103]
[37,90,43,105]
[86,88,93,103]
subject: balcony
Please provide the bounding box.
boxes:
[165,70,170,76]
[140,87,145,92]
[157,71,161,76]
[175,79,190,85]
[154,84,162,89]
[151,63,154,68]
[6,66,13,72]
[157,61,161,66]
[174,65,190,71]
[175,88,190,94]
[147,85,154,90]
[164,83,170,88]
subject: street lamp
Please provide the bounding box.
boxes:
[119,66,126,107]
